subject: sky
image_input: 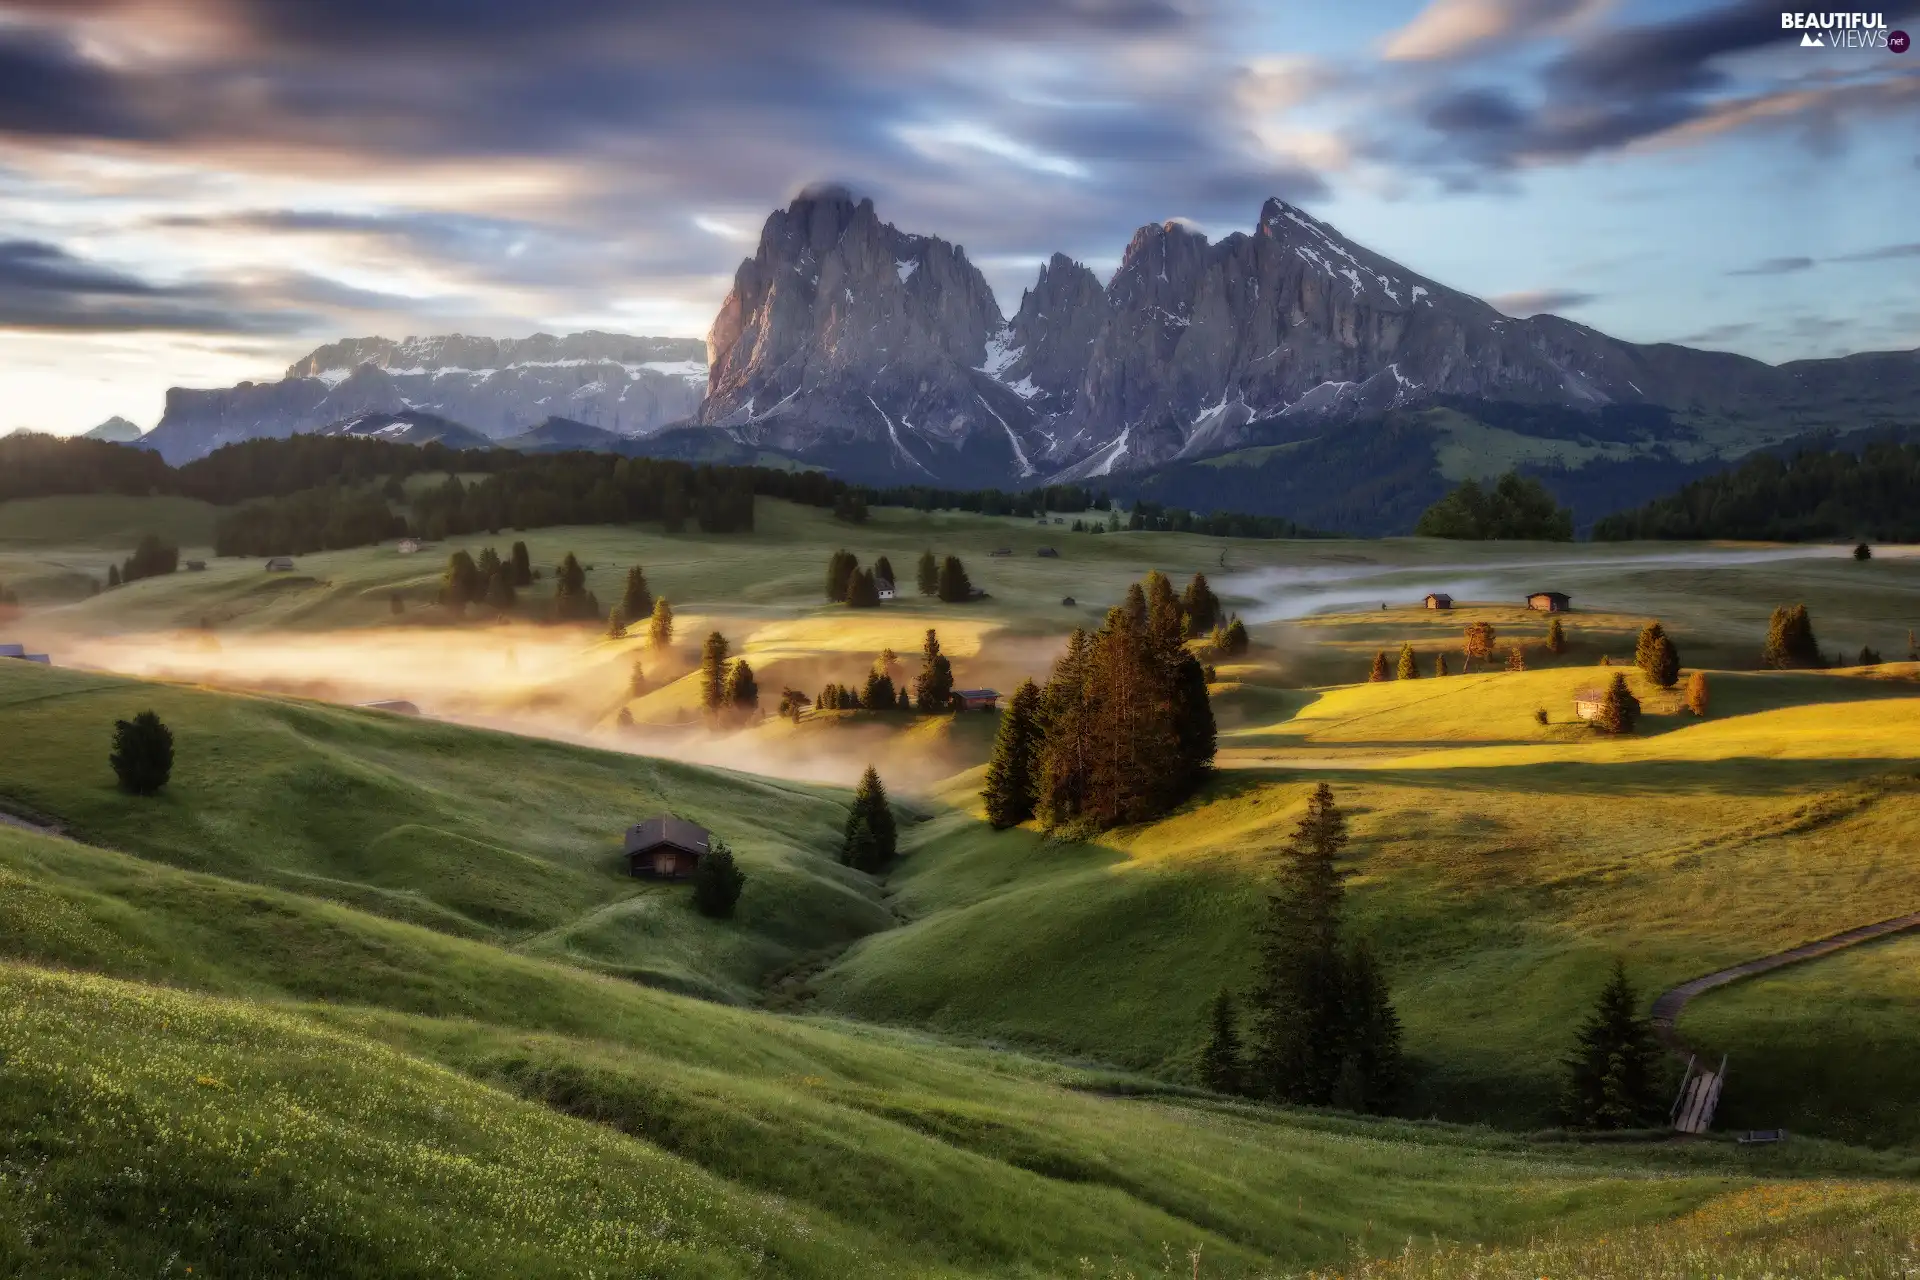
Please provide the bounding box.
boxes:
[1,0,1916,435]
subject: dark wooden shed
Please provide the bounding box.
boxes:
[625,816,712,879]
[1526,591,1570,613]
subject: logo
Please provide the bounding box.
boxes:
[1783,12,1896,49]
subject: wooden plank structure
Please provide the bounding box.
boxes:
[1671,1054,1727,1134]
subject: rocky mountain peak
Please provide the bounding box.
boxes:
[82,415,144,443]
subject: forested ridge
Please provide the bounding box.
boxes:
[1593,438,1920,541]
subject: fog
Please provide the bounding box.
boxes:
[1222,545,1851,623]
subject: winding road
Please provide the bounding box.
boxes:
[1651,911,1920,1052]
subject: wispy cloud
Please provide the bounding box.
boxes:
[1489,288,1598,316]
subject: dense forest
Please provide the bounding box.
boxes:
[1592,438,1920,541]
[1413,473,1574,541]
[0,432,174,502]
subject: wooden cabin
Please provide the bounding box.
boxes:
[1573,688,1605,721]
[624,816,712,880]
[265,557,296,572]
[1526,590,1570,613]
[1424,593,1453,610]
[953,688,1001,711]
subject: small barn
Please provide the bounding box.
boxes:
[1573,688,1605,721]
[954,688,1001,711]
[1526,590,1570,613]
[185,560,207,572]
[1037,547,1059,558]
[397,538,422,555]
[1424,593,1453,610]
[875,576,897,601]
[265,557,296,572]
[625,816,711,880]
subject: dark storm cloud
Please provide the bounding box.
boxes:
[1728,255,1815,276]
[0,26,152,140]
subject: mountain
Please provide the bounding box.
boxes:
[499,416,626,453]
[83,416,144,443]
[143,332,708,464]
[313,409,493,451]
[685,191,1920,517]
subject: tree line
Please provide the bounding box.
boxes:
[1592,437,1920,542]
[1413,472,1574,541]
[982,571,1216,832]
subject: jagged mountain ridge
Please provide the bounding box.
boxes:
[143,331,708,464]
[313,409,493,451]
[83,416,145,443]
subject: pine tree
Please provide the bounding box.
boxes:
[510,540,533,586]
[1634,621,1667,674]
[1035,629,1093,828]
[1334,943,1404,1114]
[107,563,121,588]
[554,552,593,621]
[699,631,730,715]
[1854,542,1873,561]
[842,766,896,870]
[826,550,859,602]
[484,570,516,615]
[1685,670,1708,717]
[606,605,627,640]
[1546,616,1567,655]
[874,555,895,588]
[862,667,895,711]
[1764,604,1820,669]
[1561,960,1663,1130]
[476,546,503,581]
[937,555,973,603]
[725,659,759,715]
[982,679,1042,829]
[1908,629,1917,663]
[1647,635,1680,688]
[1181,573,1222,638]
[110,710,174,795]
[1220,617,1250,657]
[846,568,881,608]
[620,565,653,622]
[1395,643,1419,680]
[1249,782,1349,1104]
[913,629,954,712]
[1434,652,1450,677]
[1198,989,1244,1095]
[1368,651,1390,682]
[629,657,648,698]
[691,840,746,919]
[648,597,674,650]
[442,550,482,615]
[916,549,938,596]
[1593,672,1640,734]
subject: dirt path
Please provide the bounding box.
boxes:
[1652,912,1920,1052]
[0,809,62,838]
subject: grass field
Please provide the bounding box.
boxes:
[6,490,1920,1272]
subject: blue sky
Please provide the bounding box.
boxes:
[0,0,1915,434]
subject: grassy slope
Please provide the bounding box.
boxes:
[815,664,1920,1130]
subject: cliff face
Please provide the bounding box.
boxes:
[144,331,707,463]
[700,187,1045,485]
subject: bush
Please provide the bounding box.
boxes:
[1855,542,1872,561]
[110,710,174,794]
[692,841,746,917]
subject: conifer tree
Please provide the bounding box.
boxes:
[916,549,938,596]
[1396,643,1419,680]
[862,667,895,711]
[484,570,516,615]
[842,766,896,870]
[913,629,954,711]
[1198,989,1244,1095]
[1181,573,1222,638]
[778,688,811,721]
[110,709,174,795]
[937,555,973,603]
[1593,672,1640,734]
[1035,629,1093,827]
[509,540,533,586]
[1561,960,1663,1130]
[476,546,503,581]
[648,597,674,650]
[107,563,121,588]
[699,631,730,715]
[1685,670,1709,717]
[620,565,653,622]
[1647,635,1680,688]
[1908,629,1917,663]
[1546,617,1567,655]
[1854,542,1872,561]
[441,550,482,615]
[846,567,881,608]
[1434,652,1450,677]
[1634,621,1667,674]
[691,840,746,919]
[897,686,911,711]
[1249,782,1350,1104]
[1220,617,1250,657]
[1763,604,1820,669]
[874,555,895,587]
[725,659,759,716]
[553,552,593,621]
[826,550,859,602]
[629,657,647,698]
[1506,644,1527,673]
[1859,645,1882,666]
[606,605,627,639]
[1333,943,1404,1113]
[982,679,1042,829]
[1368,651,1390,682]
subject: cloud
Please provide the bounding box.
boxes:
[1831,242,1920,264]
[1728,255,1815,277]
[1383,0,1601,62]
[1488,287,1597,316]
[0,239,313,333]
[1674,321,1756,344]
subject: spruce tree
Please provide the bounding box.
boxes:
[606,605,627,640]
[110,710,174,795]
[1854,542,1872,561]
[1685,670,1709,717]
[484,570,515,615]
[1395,643,1419,680]
[1434,652,1450,677]
[1593,672,1640,734]
[916,549,938,596]
[1764,604,1820,669]
[846,568,881,608]
[648,597,674,650]
[1334,943,1404,1114]
[442,550,482,614]
[1035,629,1093,828]
[1249,782,1349,1104]
[629,657,648,698]
[1368,651,1390,682]
[913,629,954,711]
[620,565,653,622]
[1220,617,1250,657]
[1198,989,1244,1095]
[937,555,973,603]
[476,546,503,581]
[554,552,592,621]
[1647,635,1681,688]
[692,840,747,919]
[874,555,895,587]
[1634,621,1667,674]
[1561,960,1663,1130]
[862,667,895,711]
[725,659,759,715]
[843,766,896,869]
[699,631,730,715]
[1546,617,1567,655]
[510,540,533,586]
[826,550,859,603]
[982,679,1042,829]
[1181,573,1222,638]
[107,563,121,588]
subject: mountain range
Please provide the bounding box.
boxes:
[120,187,1920,529]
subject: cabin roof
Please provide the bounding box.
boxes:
[625,815,711,858]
